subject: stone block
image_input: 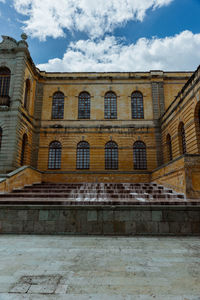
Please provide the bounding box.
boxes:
[2,221,12,233]
[188,211,200,222]
[130,210,152,222]
[152,211,162,222]
[158,222,169,234]
[87,210,97,222]
[18,210,28,221]
[11,221,23,233]
[191,222,200,233]
[114,210,130,221]
[103,210,114,221]
[114,221,125,234]
[27,209,39,221]
[103,221,114,234]
[39,210,49,221]
[136,221,158,234]
[180,222,192,234]
[4,209,18,221]
[34,221,45,233]
[23,221,34,233]
[163,211,188,222]
[169,222,181,234]
[48,210,60,221]
[90,221,102,234]
[44,221,56,233]
[125,221,136,235]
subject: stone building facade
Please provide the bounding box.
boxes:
[0,35,200,198]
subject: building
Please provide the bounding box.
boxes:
[0,34,200,198]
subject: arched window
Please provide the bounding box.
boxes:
[194,103,200,152]
[131,91,144,119]
[76,141,90,169]
[20,134,28,166]
[179,122,186,155]
[52,92,64,119]
[104,92,117,119]
[133,141,147,170]
[105,141,118,169]
[24,79,31,110]
[48,141,62,169]
[78,92,90,119]
[166,134,173,161]
[0,67,11,106]
[0,127,2,150]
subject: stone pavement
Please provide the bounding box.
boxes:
[0,235,199,299]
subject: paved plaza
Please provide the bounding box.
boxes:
[0,235,199,299]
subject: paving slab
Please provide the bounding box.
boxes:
[0,235,199,299]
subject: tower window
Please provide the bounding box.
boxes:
[20,134,28,166]
[131,91,144,119]
[48,141,62,169]
[105,141,118,169]
[104,92,117,119]
[179,122,186,155]
[166,134,173,161]
[78,92,90,119]
[0,127,2,150]
[76,141,90,169]
[52,92,64,119]
[133,141,147,169]
[24,79,31,110]
[0,67,10,97]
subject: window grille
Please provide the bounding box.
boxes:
[0,67,10,97]
[78,92,90,119]
[24,79,31,110]
[104,92,117,119]
[0,127,2,150]
[77,142,90,169]
[20,134,28,166]
[133,141,147,170]
[52,92,64,119]
[131,91,144,119]
[166,134,173,161]
[48,141,62,169]
[105,141,118,169]
[179,123,186,154]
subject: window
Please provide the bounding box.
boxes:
[52,92,64,119]
[105,141,118,169]
[104,92,117,119]
[20,134,28,166]
[133,141,147,170]
[78,92,90,119]
[179,122,186,155]
[48,141,62,169]
[166,134,173,161]
[24,79,31,110]
[77,142,90,169]
[0,67,10,97]
[131,91,144,119]
[0,127,2,150]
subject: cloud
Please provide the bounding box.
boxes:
[37,31,200,72]
[13,0,173,40]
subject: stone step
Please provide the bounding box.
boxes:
[11,188,173,194]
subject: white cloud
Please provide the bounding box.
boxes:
[13,0,173,40]
[37,31,200,72]
[0,0,5,2]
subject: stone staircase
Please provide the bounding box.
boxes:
[0,182,187,205]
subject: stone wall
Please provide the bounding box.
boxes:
[0,205,199,235]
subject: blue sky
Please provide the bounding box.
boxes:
[0,0,200,71]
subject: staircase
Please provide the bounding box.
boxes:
[0,182,186,205]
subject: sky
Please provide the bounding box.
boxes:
[0,0,200,72]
